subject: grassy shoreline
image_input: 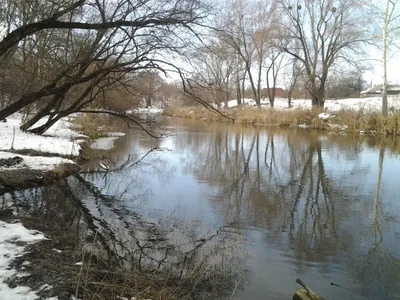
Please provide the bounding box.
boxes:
[164,106,400,136]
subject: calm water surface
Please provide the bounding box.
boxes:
[5,118,400,299]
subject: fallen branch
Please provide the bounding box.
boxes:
[293,279,324,300]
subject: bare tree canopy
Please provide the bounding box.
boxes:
[280,0,369,107]
[0,0,212,133]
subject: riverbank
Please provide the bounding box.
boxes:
[0,114,85,193]
[0,113,129,299]
[0,113,129,191]
[164,100,400,136]
[0,112,243,300]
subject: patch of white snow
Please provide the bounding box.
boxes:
[0,220,45,300]
[134,107,163,114]
[106,132,125,137]
[89,137,119,150]
[0,151,75,171]
[0,115,81,156]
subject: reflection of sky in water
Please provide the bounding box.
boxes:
[83,120,400,300]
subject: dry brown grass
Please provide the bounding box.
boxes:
[164,106,400,136]
[72,114,115,139]
[74,257,174,300]
[50,163,80,178]
[73,242,236,300]
[164,106,319,126]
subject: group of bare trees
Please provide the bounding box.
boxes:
[187,0,400,114]
[186,0,373,109]
[187,0,286,108]
[0,0,208,133]
[0,0,398,134]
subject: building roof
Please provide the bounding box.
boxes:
[361,84,400,94]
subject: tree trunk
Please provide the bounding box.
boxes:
[0,98,31,120]
[223,88,229,108]
[311,94,319,107]
[20,108,49,132]
[382,0,390,116]
[20,95,62,131]
[28,115,63,135]
[241,71,246,105]
[146,96,152,108]
[311,83,325,108]
[236,81,242,106]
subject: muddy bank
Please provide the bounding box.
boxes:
[0,163,80,194]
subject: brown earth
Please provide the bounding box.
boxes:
[0,163,80,194]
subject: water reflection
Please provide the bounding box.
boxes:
[0,177,246,299]
[149,120,400,299]
[1,119,400,299]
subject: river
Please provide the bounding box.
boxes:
[2,118,400,299]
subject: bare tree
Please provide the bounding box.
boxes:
[381,0,400,115]
[265,49,285,107]
[280,0,368,107]
[220,0,278,108]
[189,43,236,108]
[133,71,164,108]
[325,68,367,99]
[284,57,303,107]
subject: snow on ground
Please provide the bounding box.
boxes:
[0,151,75,171]
[132,107,163,114]
[318,113,334,120]
[221,96,400,112]
[90,137,119,150]
[90,132,126,150]
[106,132,126,137]
[0,114,82,156]
[221,98,258,108]
[0,220,45,300]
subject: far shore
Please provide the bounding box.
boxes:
[163,100,400,136]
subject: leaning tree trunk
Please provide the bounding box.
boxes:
[28,114,64,135]
[20,95,63,131]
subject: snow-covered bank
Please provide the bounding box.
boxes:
[129,107,163,114]
[0,114,82,192]
[89,131,126,150]
[0,151,75,171]
[90,136,120,150]
[0,220,46,300]
[221,96,400,112]
[0,115,83,157]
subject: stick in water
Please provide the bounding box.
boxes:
[330,282,378,300]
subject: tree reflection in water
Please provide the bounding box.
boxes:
[169,121,400,299]
[0,147,247,299]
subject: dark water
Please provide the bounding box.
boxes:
[3,119,400,299]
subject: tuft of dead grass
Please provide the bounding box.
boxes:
[73,241,240,300]
[164,106,400,136]
[72,114,117,139]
